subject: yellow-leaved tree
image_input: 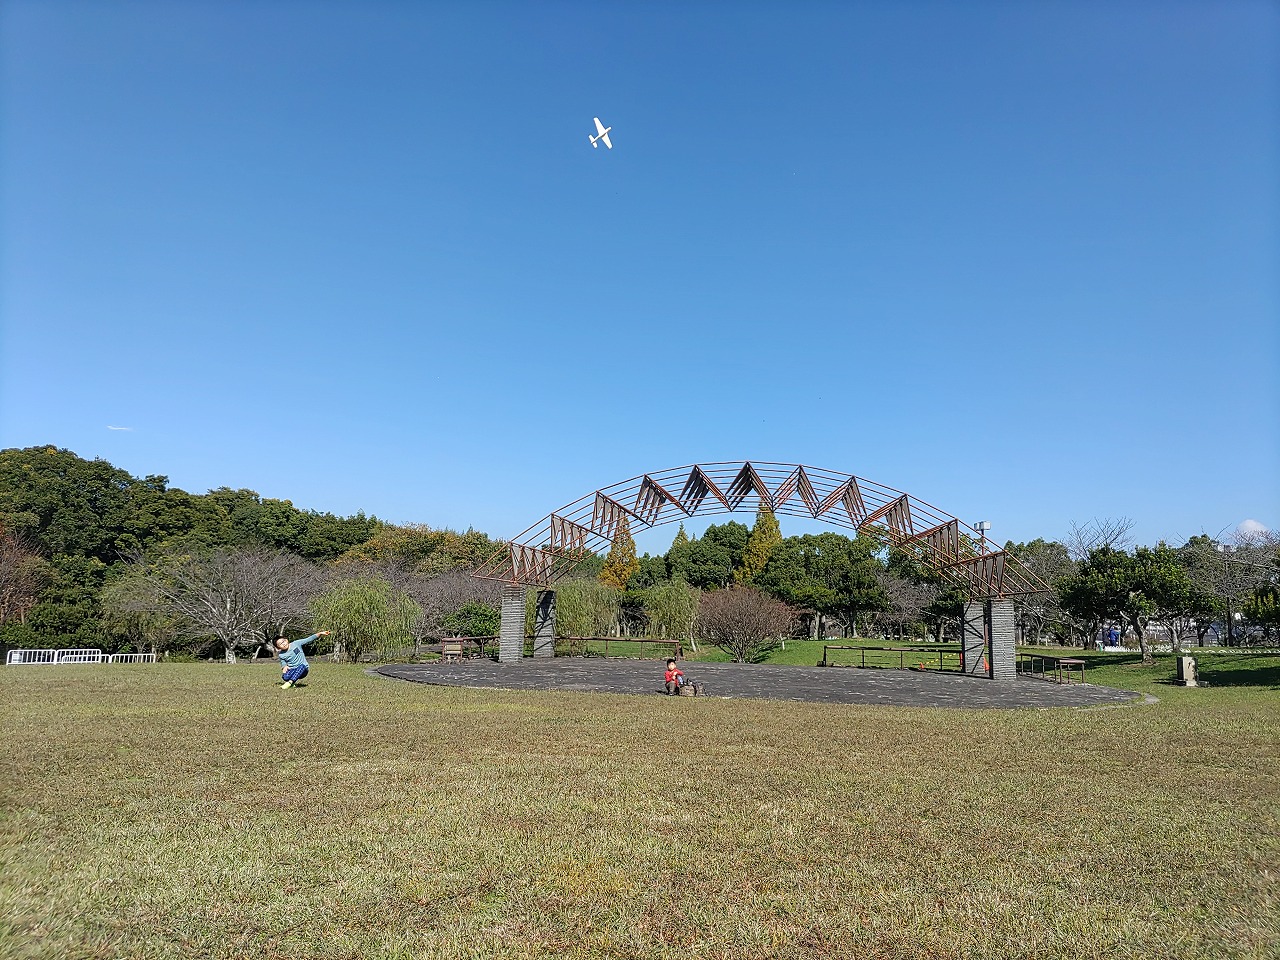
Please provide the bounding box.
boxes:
[599,515,640,591]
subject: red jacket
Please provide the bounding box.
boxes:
[664,667,684,684]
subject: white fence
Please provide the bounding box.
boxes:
[5,648,156,666]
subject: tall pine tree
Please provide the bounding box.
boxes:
[734,506,782,585]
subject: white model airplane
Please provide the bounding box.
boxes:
[589,117,612,149]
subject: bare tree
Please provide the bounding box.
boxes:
[129,548,319,662]
[874,569,936,641]
[1057,520,1135,647]
[1182,530,1278,645]
[1005,540,1074,645]
[1065,517,1135,562]
[99,569,183,655]
[411,566,503,638]
[697,586,794,663]
[0,524,49,627]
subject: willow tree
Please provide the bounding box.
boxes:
[553,578,621,638]
[599,515,639,591]
[643,579,699,645]
[310,575,420,662]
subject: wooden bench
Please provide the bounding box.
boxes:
[440,639,464,663]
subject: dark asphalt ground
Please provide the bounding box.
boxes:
[376,658,1140,710]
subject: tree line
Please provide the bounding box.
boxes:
[1,446,1276,664]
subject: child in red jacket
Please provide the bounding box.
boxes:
[664,659,685,696]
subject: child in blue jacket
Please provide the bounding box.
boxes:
[275,630,329,689]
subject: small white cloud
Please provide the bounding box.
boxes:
[106,425,134,432]
[1237,519,1269,536]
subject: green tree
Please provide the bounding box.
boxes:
[1246,542,1280,632]
[1060,546,1192,664]
[553,578,621,638]
[1059,548,1130,654]
[440,600,500,638]
[756,532,884,637]
[734,506,782,585]
[666,524,693,582]
[679,522,749,589]
[340,523,499,575]
[0,446,164,561]
[599,516,640,591]
[311,575,420,662]
[642,579,700,643]
[628,553,670,590]
[1130,545,1196,661]
[23,556,110,648]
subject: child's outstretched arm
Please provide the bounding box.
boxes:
[292,630,331,649]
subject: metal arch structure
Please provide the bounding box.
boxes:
[474,461,1049,600]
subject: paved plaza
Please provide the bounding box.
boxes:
[377,658,1140,709]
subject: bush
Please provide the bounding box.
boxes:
[697,586,794,663]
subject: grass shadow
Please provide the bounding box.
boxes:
[1194,659,1280,690]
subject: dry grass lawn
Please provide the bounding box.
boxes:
[1,656,1277,959]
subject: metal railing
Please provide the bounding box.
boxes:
[820,644,961,671]
[6,648,156,666]
[7,648,104,665]
[1016,653,1086,683]
[560,636,684,659]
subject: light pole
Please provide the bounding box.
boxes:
[972,521,994,653]
[974,520,991,551]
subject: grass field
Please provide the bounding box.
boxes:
[2,654,1277,960]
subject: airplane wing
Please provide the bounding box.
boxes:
[600,132,612,149]
[594,117,607,136]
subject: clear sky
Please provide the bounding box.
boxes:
[2,0,1277,554]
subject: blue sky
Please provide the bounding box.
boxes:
[2,0,1277,554]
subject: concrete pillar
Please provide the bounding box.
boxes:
[988,599,1016,680]
[499,586,526,663]
[533,589,556,659]
[961,601,987,676]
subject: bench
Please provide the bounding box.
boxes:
[440,640,464,663]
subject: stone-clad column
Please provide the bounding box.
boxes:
[533,590,556,659]
[499,586,526,663]
[961,601,987,676]
[988,600,1016,680]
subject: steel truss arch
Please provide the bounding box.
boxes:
[474,461,1049,600]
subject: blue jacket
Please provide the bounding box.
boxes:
[279,634,320,669]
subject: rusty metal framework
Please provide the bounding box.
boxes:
[473,461,1050,600]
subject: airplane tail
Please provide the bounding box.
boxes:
[589,136,598,148]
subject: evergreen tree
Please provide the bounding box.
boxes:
[599,516,640,591]
[681,521,749,589]
[666,523,693,582]
[735,506,782,585]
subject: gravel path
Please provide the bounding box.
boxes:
[376,658,1139,710]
